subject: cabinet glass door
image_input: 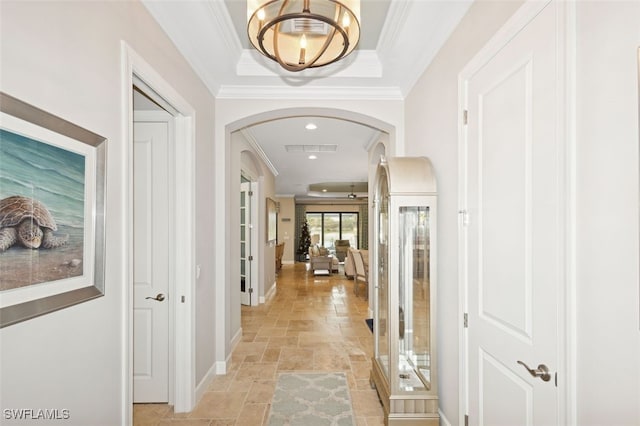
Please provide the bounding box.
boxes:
[376,168,390,380]
[398,206,431,391]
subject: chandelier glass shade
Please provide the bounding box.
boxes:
[247,0,360,72]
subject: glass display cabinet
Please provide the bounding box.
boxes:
[370,156,438,425]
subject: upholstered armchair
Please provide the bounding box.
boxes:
[334,239,350,262]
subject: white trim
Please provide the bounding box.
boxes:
[121,42,197,417]
[214,327,243,376]
[260,280,277,305]
[559,1,577,424]
[216,85,403,100]
[376,0,412,53]
[457,61,469,426]
[242,128,279,176]
[230,326,243,353]
[214,361,227,375]
[205,0,242,53]
[438,409,452,426]
[236,49,383,78]
[194,363,217,404]
[250,180,260,307]
[456,1,575,425]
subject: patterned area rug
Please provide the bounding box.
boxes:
[268,372,355,426]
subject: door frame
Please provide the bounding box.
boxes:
[457,1,576,424]
[122,42,197,421]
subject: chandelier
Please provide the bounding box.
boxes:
[247,0,360,72]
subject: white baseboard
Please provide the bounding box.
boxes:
[438,409,452,426]
[283,260,295,265]
[261,281,277,304]
[214,360,226,375]
[230,327,242,353]
[195,363,217,403]
[213,327,243,375]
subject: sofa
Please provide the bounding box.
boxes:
[309,244,339,273]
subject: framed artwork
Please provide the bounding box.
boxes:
[0,92,106,327]
[266,197,277,243]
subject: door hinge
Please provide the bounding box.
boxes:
[248,190,253,196]
[248,255,253,261]
[464,313,468,328]
[465,414,469,426]
[463,109,468,125]
[459,209,469,226]
[249,288,254,294]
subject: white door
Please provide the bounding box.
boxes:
[240,181,253,306]
[463,2,562,425]
[133,117,171,402]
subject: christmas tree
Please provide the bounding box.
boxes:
[297,218,312,257]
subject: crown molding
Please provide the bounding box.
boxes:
[363,130,383,152]
[205,0,242,54]
[236,49,382,78]
[240,128,279,177]
[216,84,403,100]
[376,0,412,53]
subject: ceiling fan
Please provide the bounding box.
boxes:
[347,184,357,199]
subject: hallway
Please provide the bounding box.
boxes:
[133,262,384,425]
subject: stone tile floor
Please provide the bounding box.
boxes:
[133,262,384,425]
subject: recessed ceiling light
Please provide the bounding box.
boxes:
[308,155,317,160]
[322,189,327,192]
[305,123,317,130]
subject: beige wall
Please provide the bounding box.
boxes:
[275,197,296,263]
[405,1,524,422]
[575,2,640,424]
[405,1,640,424]
[0,1,217,423]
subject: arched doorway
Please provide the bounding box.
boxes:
[215,106,398,373]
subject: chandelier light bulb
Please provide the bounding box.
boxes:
[298,34,307,65]
[342,12,350,28]
[257,8,265,21]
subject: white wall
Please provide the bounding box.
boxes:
[575,2,640,424]
[0,1,217,424]
[405,0,640,424]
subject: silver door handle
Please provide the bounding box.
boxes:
[145,293,165,302]
[517,360,551,382]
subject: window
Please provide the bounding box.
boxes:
[306,212,359,250]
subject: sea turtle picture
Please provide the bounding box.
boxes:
[0,195,69,252]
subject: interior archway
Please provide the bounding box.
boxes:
[217,106,399,372]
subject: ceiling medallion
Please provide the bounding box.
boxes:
[247,0,360,72]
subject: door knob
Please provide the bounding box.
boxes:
[517,360,551,382]
[145,293,166,302]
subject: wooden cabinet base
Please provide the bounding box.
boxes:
[370,359,439,426]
